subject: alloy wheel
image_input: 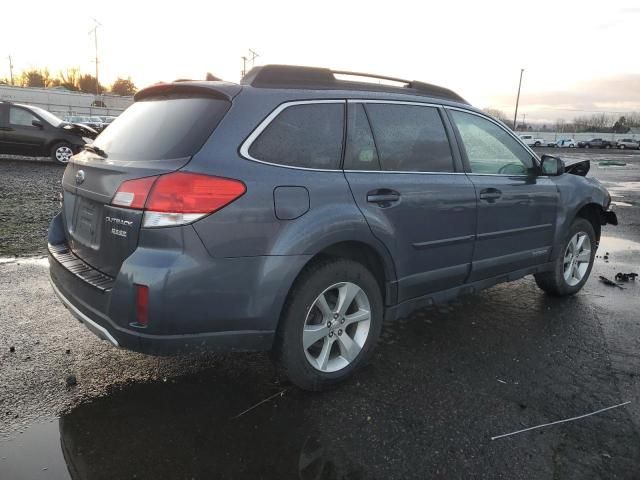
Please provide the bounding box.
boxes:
[303,282,371,373]
[563,232,592,286]
[55,146,73,163]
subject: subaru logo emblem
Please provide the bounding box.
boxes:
[75,170,85,185]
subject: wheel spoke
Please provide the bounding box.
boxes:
[303,324,329,349]
[343,309,370,328]
[315,293,333,319]
[576,234,586,251]
[316,337,333,370]
[337,333,361,363]
[575,249,591,263]
[564,263,573,281]
[572,264,582,282]
[569,234,578,252]
[336,283,359,316]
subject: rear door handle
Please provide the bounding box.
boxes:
[479,188,502,202]
[367,190,400,205]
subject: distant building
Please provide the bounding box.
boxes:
[0,85,133,117]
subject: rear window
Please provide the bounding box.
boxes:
[248,103,344,169]
[92,95,230,161]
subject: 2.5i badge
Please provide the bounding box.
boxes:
[105,216,133,238]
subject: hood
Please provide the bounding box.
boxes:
[61,122,98,139]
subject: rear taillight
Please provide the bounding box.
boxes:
[111,172,246,228]
[112,176,158,209]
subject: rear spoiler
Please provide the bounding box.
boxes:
[134,81,241,102]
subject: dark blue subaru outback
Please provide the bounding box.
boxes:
[48,65,617,390]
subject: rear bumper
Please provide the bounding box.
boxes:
[49,256,276,354]
[47,215,308,355]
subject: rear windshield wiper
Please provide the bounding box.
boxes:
[84,144,108,158]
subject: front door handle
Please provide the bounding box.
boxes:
[367,189,400,206]
[479,188,502,202]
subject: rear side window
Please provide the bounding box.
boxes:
[344,104,380,170]
[248,103,344,169]
[364,104,454,172]
[92,95,230,161]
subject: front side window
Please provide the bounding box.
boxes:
[248,103,344,169]
[450,110,534,175]
[364,104,454,172]
[9,107,38,127]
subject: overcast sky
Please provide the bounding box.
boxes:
[2,0,639,123]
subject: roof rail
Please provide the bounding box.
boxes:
[241,65,468,104]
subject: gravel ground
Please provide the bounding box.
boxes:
[0,156,63,256]
[0,152,639,479]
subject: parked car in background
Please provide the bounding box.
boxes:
[616,138,639,150]
[47,65,617,390]
[63,115,106,132]
[578,138,616,149]
[550,138,577,148]
[0,101,98,164]
[518,134,545,147]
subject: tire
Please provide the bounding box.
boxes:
[569,144,575,148]
[619,144,625,150]
[273,259,383,391]
[534,218,596,296]
[585,144,590,149]
[534,141,541,147]
[605,144,611,149]
[51,142,74,165]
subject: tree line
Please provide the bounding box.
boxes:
[484,108,640,133]
[0,68,137,96]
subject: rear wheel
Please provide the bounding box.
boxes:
[273,259,383,391]
[585,144,590,149]
[51,142,74,165]
[620,144,625,150]
[534,218,596,296]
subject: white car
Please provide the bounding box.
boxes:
[552,138,577,148]
[518,134,545,147]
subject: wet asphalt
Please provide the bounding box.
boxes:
[0,151,639,479]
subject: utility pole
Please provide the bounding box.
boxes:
[513,68,524,131]
[241,56,248,78]
[241,49,259,78]
[7,55,14,85]
[89,18,102,95]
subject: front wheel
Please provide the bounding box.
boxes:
[273,259,383,391]
[619,144,625,150]
[534,218,596,296]
[51,142,74,165]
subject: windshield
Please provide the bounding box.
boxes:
[92,95,230,161]
[30,106,63,127]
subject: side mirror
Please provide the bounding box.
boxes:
[32,119,44,128]
[540,155,565,176]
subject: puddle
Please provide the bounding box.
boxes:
[598,236,640,253]
[0,374,366,480]
[0,421,69,480]
[605,181,640,193]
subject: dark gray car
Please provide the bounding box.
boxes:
[48,65,617,390]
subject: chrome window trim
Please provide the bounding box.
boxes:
[239,99,346,172]
[347,99,442,108]
[444,105,541,166]
[344,170,464,175]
